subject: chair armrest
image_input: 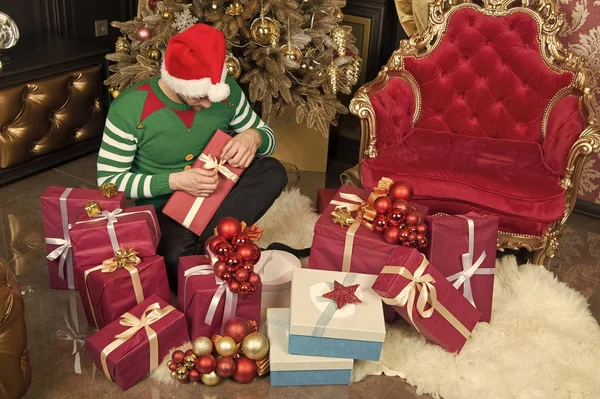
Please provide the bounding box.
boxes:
[542,95,586,176]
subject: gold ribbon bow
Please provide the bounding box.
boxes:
[380,254,471,339]
[198,153,240,183]
[100,302,175,381]
[83,248,145,329]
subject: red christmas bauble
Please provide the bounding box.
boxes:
[236,244,256,262]
[221,272,232,282]
[231,233,250,248]
[402,241,412,247]
[384,226,400,245]
[214,242,232,260]
[387,207,405,226]
[217,217,242,240]
[409,240,418,247]
[409,204,418,212]
[233,356,258,383]
[251,243,261,263]
[389,181,414,201]
[248,272,261,287]
[188,368,201,382]
[196,354,217,374]
[239,281,252,296]
[168,362,178,371]
[235,268,249,282]
[373,214,389,232]
[408,225,418,233]
[416,233,425,241]
[392,199,410,215]
[185,349,194,357]
[399,229,410,241]
[229,280,240,293]
[416,223,428,234]
[172,350,185,364]
[418,237,428,247]
[223,317,251,343]
[135,27,151,41]
[206,235,228,254]
[216,356,236,378]
[226,252,242,269]
[373,196,393,215]
[148,0,159,10]
[405,212,420,226]
[214,261,227,278]
[242,262,254,273]
[178,377,189,384]
[408,233,417,242]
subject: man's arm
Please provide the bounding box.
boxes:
[229,90,276,157]
[96,106,172,199]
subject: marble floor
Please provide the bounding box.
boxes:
[1,153,599,399]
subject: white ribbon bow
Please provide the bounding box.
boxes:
[446,215,493,308]
[45,188,75,288]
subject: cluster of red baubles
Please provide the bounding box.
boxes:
[205,217,262,296]
[372,181,428,248]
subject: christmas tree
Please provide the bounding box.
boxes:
[105,0,361,135]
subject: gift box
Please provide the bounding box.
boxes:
[86,295,189,390]
[41,186,127,290]
[372,248,481,353]
[307,185,428,276]
[255,250,301,310]
[422,212,499,322]
[178,255,261,340]
[289,268,386,361]
[162,130,244,236]
[267,308,353,386]
[316,188,338,214]
[76,252,171,329]
[69,205,161,267]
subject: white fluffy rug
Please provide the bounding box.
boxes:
[158,189,600,397]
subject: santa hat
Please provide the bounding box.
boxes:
[161,24,230,102]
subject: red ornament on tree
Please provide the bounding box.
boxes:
[233,356,258,383]
[229,280,240,293]
[416,223,428,234]
[235,268,249,282]
[213,261,228,278]
[196,354,217,374]
[387,207,405,226]
[216,356,236,378]
[217,217,242,240]
[135,27,151,41]
[236,244,256,262]
[405,212,420,226]
[226,252,242,269]
[239,281,252,296]
[172,350,185,364]
[392,199,410,214]
[389,181,414,201]
[384,226,400,244]
[148,0,158,10]
[373,214,389,232]
[248,272,261,287]
[231,233,250,248]
[223,317,251,343]
[373,196,393,215]
[214,242,232,260]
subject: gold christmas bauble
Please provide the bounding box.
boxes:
[115,36,130,54]
[225,2,244,16]
[184,354,197,369]
[241,332,269,360]
[216,336,237,357]
[161,10,172,19]
[280,43,302,63]
[225,53,241,79]
[111,89,121,99]
[148,48,161,62]
[192,336,213,357]
[251,17,277,45]
[201,371,221,386]
[335,11,344,22]
[175,365,189,380]
[170,370,178,379]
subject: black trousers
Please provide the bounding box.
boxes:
[157,157,288,290]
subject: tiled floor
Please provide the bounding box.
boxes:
[1,153,599,399]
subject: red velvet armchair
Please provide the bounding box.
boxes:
[344,0,600,265]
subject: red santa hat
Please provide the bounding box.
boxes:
[161,24,230,102]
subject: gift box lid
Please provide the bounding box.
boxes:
[255,251,301,292]
[290,268,386,342]
[267,308,354,371]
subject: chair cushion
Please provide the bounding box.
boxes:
[361,129,565,236]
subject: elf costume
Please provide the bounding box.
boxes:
[97,24,276,209]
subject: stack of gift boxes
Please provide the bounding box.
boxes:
[40,129,499,390]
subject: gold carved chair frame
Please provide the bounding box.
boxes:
[344,0,600,266]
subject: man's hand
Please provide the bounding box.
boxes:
[220,129,261,168]
[169,168,219,197]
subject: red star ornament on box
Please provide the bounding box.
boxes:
[322,281,362,309]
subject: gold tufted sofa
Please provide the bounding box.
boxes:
[0,259,31,399]
[0,65,104,170]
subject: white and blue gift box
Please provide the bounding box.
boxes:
[267,308,353,386]
[288,268,386,361]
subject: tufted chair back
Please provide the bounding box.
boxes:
[405,7,573,141]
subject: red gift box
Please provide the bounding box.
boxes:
[178,255,261,340]
[372,248,481,353]
[69,205,161,268]
[41,186,127,290]
[86,295,189,390]
[422,212,499,322]
[316,188,338,214]
[307,185,428,275]
[75,254,171,329]
[162,130,244,236]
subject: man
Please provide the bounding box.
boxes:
[96,24,288,288]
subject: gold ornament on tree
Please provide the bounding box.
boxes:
[148,48,161,62]
[280,43,302,63]
[108,87,121,99]
[331,26,347,56]
[115,36,130,54]
[225,2,244,16]
[328,63,338,94]
[225,53,242,79]
[251,16,277,45]
[161,10,173,19]
[347,56,362,87]
[335,11,344,22]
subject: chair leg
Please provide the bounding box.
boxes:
[533,223,565,268]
